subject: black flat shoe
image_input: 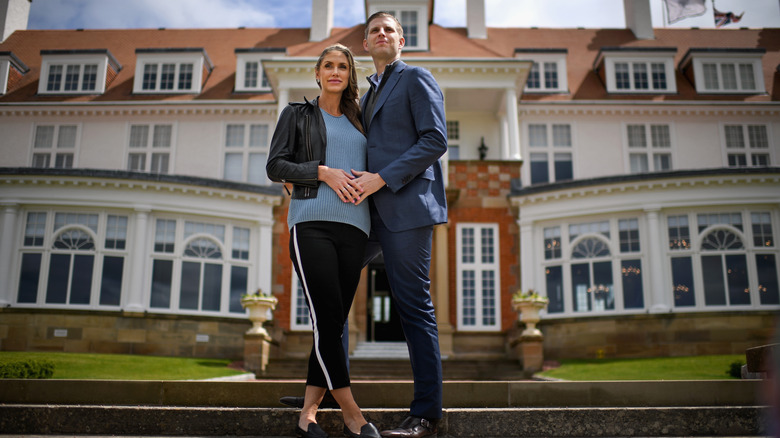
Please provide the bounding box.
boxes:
[343,422,380,438]
[296,422,329,438]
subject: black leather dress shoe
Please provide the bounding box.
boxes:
[380,416,437,438]
[343,422,381,438]
[280,392,339,409]
[296,422,329,438]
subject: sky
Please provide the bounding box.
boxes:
[26,0,780,31]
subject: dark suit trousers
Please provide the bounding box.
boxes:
[364,202,443,420]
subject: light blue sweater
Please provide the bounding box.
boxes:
[288,108,370,236]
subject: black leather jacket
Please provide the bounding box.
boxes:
[266,97,326,199]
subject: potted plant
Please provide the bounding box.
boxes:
[240,289,278,337]
[511,289,549,337]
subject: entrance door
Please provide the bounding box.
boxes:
[367,265,404,342]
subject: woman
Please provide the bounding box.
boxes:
[266,44,379,438]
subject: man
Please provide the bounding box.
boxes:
[281,11,447,437]
[351,11,448,438]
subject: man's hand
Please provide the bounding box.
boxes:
[318,165,363,204]
[350,169,386,205]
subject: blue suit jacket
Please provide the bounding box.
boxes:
[361,60,448,232]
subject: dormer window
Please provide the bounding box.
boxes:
[133,48,213,94]
[366,0,429,51]
[595,47,677,94]
[516,49,568,93]
[234,48,284,93]
[679,48,766,94]
[0,51,29,95]
[38,49,120,95]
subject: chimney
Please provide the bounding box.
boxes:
[310,0,334,42]
[466,0,486,39]
[623,0,654,39]
[0,0,31,42]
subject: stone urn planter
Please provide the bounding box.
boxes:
[240,290,278,337]
[511,290,549,337]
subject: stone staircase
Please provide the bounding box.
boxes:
[0,379,770,437]
[264,341,528,380]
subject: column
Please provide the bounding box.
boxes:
[519,218,535,293]
[0,203,19,305]
[276,88,290,121]
[434,223,454,358]
[124,207,150,313]
[500,114,510,160]
[504,87,521,160]
[645,207,669,312]
[256,219,274,297]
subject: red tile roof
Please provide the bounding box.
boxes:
[1,25,777,103]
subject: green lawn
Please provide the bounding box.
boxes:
[536,354,745,381]
[0,351,248,380]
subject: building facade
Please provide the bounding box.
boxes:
[0,0,778,363]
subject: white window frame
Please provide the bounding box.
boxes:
[29,123,81,169]
[290,273,312,331]
[125,122,176,174]
[367,4,428,51]
[147,216,257,318]
[0,58,9,95]
[523,121,575,186]
[14,209,131,310]
[720,122,773,167]
[38,53,111,95]
[664,209,780,311]
[235,50,283,92]
[133,51,208,94]
[603,53,677,94]
[689,53,765,94]
[221,121,272,185]
[623,122,675,173]
[517,52,568,93]
[456,223,501,331]
[537,216,650,318]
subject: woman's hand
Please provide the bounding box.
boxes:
[350,170,385,205]
[318,165,364,203]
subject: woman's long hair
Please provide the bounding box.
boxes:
[315,44,364,134]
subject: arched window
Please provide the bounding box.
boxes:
[47,226,96,305]
[570,236,614,312]
[700,227,750,306]
[180,236,224,312]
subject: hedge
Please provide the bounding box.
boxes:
[0,359,55,379]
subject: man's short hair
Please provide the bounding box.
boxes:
[364,11,404,40]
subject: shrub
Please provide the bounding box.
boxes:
[727,360,745,379]
[0,359,55,379]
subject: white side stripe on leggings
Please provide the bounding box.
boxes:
[291,225,334,390]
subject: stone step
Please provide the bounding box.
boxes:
[0,379,769,437]
[0,404,768,437]
[351,341,410,359]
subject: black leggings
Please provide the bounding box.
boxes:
[290,221,367,390]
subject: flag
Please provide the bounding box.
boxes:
[663,0,707,24]
[714,9,744,27]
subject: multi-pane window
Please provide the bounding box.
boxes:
[223,123,270,184]
[542,218,644,315]
[139,62,196,92]
[626,124,672,173]
[31,125,78,169]
[527,123,573,185]
[724,124,771,167]
[667,211,779,308]
[16,211,127,308]
[150,218,252,316]
[446,120,460,160]
[400,10,418,47]
[44,63,98,93]
[243,61,270,89]
[127,124,173,174]
[527,62,559,90]
[701,62,759,92]
[290,275,312,331]
[457,224,501,330]
[614,62,669,92]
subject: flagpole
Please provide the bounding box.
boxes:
[661,0,667,27]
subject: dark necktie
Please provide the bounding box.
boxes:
[363,61,397,130]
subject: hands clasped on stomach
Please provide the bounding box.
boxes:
[318,165,386,205]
